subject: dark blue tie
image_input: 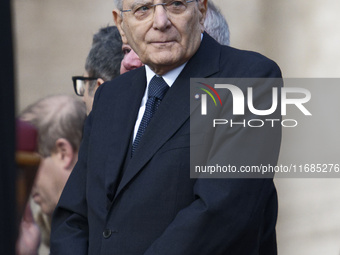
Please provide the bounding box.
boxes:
[132,75,169,156]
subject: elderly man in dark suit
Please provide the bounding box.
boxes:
[51,0,282,254]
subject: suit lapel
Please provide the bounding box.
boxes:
[102,68,147,202]
[113,33,222,201]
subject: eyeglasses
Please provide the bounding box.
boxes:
[72,76,98,96]
[121,0,197,21]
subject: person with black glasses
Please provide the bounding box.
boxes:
[73,26,123,115]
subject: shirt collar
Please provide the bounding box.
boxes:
[145,63,186,88]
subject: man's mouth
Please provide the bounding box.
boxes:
[150,40,176,47]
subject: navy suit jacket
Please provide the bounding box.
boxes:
[51,33,282,255]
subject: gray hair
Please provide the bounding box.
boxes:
[85,26,123,95]
[114,0,123,11]
[20,95,87,157]
[205,0,230,46]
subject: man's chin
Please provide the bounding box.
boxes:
[147,53,180,66]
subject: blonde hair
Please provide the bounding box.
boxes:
[20,95,86,157]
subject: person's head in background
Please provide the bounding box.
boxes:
[20,95,87,217]
[119,0,230,74]
[73,26,123,114]
[204,0,230,46]
[120,43,143,74]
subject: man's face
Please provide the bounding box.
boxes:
[120,44,144,74]
[114,0,207,75]
[31,153,69,216]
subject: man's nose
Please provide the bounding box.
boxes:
[152,5,171,31]
[125,52,143,70]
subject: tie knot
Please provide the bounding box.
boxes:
[148,76,169,100]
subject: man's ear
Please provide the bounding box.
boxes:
[113,9,128,44]
[198,0,208,33]
[96,78,105,87]
[92,78,105,96]
[54,138,76,170]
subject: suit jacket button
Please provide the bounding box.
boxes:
[103,229,112,239]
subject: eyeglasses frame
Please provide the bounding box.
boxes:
[120,0,197,19]
[72,76,99,96]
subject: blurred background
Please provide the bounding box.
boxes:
[11,0,340,254]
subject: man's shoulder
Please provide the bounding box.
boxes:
[92,66,146,112]
[218,45,282,78]
[101,66,146,93]
[194,33,282,78]
[221,44,275,64]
